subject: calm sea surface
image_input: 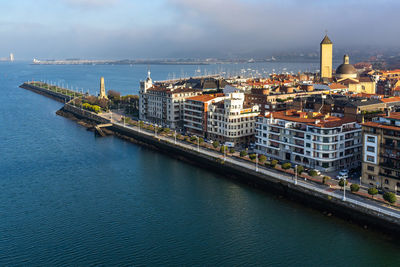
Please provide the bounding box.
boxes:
[0,62,399,266]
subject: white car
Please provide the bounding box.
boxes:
[336,174,348,180]
[339,169,349,176]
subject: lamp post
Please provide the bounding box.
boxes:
[174,130,177,145]
[197,136,200,152]
[295,164,298,185]
[138,121,141,132]
[155,124,157,137]
[343,177,347,201]
[255,153,258,172]
[223,146,226,162]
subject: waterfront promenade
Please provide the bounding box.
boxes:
[100,111,400,221]
[19,81,400,231]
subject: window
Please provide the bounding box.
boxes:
[366,156,375,162]
[367,146,375,152]
[385,179,389,185]
[367,166,374,172]
[368,175,375,181]
[367,136,375,143]
[306,143,311,148]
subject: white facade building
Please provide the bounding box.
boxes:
[255,110,362,172]
[184,92,259,145]
[139,71,202,129]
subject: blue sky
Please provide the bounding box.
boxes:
[1,0,399,59]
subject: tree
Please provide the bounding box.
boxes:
[282,162,291,169]
[163,128,170,134]
[107,90,121,100]
[199,138,204,144]
[240,150,248,157]
[350,184,360,192]
[322,176,330,184]
[213,141,220,148]
[383,192,397,204]
[190,136,197,142]
[368,187,378,198]
[297,166,304,175]
[249,154,257,160]
[229,147,235,154]
[258,155,267,163]
[338,179,348,187]
[220,146,227,153]
[270,160,278,168]
[308,170,318,177]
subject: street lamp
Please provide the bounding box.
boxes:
[197,136,200,152]
[343,177,347,201]
[174,130,177,144]
[255,153,258,172]
[223,145,226,162]
[295,164,298,185]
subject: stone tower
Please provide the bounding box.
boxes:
[320,35,333,79]
[99,77,108,99]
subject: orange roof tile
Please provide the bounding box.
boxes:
[380,97,400,103]
[329,83,348,89]
[187,93,224,102]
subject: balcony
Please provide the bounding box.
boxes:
[381,153,400,160]
[270,127,280,133]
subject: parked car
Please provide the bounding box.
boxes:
[338,169,349,176]
[336,174,348,180]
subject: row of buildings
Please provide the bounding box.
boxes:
[137,35,400,193]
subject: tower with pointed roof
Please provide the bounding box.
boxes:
[320,35,333,79]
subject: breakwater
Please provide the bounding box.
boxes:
[21,82,400,236]
[20,83,72,103]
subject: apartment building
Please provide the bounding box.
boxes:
[255,110,362,172]
[361,112,400,193]
[184,92,259,145]
[139,71,202,128]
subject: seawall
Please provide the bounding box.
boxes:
[20,83,72,103]
[60,104,400,236]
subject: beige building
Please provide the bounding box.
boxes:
[335,55,376,94]
[320,35,333,79]
[361,113,400,193]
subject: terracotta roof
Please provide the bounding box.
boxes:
[380,97,400,103]
[329,83,348,89]
[187,93,224,102]
[382,112,400,120]
[264,109,356,128]
[362,121,400,131]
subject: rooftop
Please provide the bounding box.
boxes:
[264,109,357,128]
[187,93,224,103]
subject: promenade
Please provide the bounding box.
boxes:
[101,112,400,221]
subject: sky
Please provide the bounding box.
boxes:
[1,0,399,60]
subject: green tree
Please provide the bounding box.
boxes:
[368,187,378,198]
[282,162,291,169]
[258,155,267,163]
[229,147,235,154]
[163,128,170,134]
[308,170,318,177]
[296,166,304,175]
[213,141,220,148]
[338,179,348,187]
[199,138,204,144]
[240,150,248,157]
[270,160,278,168]
[383,192,397,204]
[350,184,360,192]
[322,176,330,184]
[190,136,197,142]
[220,146,227,153]
[249,154,257,160]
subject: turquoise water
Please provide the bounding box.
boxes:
[0,62,399,266]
